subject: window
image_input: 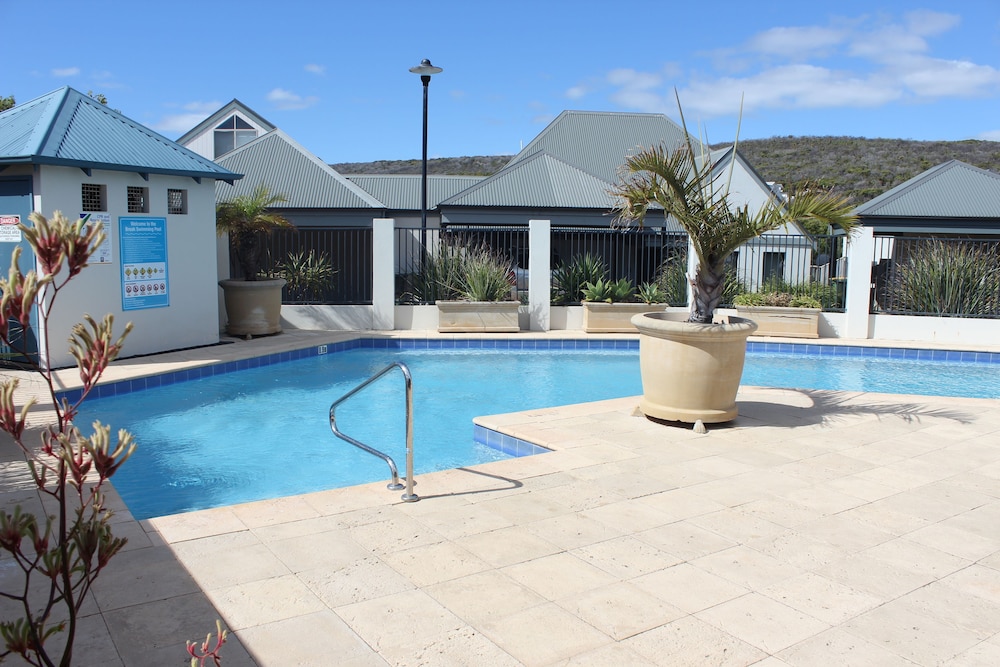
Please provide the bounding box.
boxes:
[127,186,149,213]
[213,114,257,158]
[81,183,107,212]
[762,252,786,283]
[167,189,187,215]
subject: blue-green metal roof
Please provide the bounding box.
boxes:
[0,87,239,181]
[345,174,484,210]
[854,160,1000,219]
[215,130,383,209]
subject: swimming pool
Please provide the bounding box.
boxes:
[74,339,1000,519]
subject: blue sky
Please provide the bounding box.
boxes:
[4,0,1000,163]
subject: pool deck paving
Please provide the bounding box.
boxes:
[2,329,1000,666]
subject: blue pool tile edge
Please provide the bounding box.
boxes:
[60,336,1000,405]
[473,424,551,458]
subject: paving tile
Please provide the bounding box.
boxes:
[169,529,289,589]
[579,497,676,533]
[237,610,384,666]
[696,592,831,654]
[502,551,618,601]
[634,562,749,614]
[635,520,737,560]
[380,625,520,667]
[381,539,492,586]
[424,570,547,625]
[861,537,971,581]
[453,524,562,568]
[479,602,610,667]
[336,588,466,654]
[266,526,372,573]
[905,521,1000,561]
[689,507,789,544]
[623,615,767,666]
[762,572,882,625]
[521,510,623,550]
[746,529,846,570]
[842,598,983,665]
[92,545,202,611]
[777,627,919,666]
[547,642,658,666]
[571,535,682,579]
[205,573,326,630]
[556,581,685,640]
[692,545,804,590]
[298,556,414,607]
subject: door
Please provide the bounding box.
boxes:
[0,177,38,363]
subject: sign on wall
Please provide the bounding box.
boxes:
[79,213,113,263]
[119,217,169,311]
[0,215,21,242]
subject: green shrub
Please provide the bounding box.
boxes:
[551,253,607,304]
[733,291,821,308]
[272,249,336,302]
[651,258,689,306]
[637,282,668,304]
[583,277,636,303]
[458,247,515,301]
[884,240,1000,316]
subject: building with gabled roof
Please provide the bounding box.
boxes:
[0,87,240,368]
[855,159,1000,234]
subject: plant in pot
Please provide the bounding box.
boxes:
[609,97,857,424]
[732,290,823,338]
[436,243,520,333]
[216,185,293,338]
[581,277,661,333]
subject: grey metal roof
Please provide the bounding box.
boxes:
[345,174,485,210]
[0,87,239,181]
[855,160,1000,219]
[175,98,275,147]
[440,152,616,209]
[505,110,690,184]
[215,130,383,209]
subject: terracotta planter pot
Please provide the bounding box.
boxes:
[734,306,821,338]
[219,278,286,337]
[436,301,520,333]
[632,311,758,424]
[582,302,667,333]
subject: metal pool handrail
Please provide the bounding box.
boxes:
[329,362,418,502]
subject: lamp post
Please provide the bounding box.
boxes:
[409,59,443,252]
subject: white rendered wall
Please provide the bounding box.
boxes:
[36,166,221,368]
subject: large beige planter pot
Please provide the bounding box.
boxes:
[582,302,667,333]
[632,311,758,424]
[734,306,821,338]
[437,301,520,333]
[219,278,286,338]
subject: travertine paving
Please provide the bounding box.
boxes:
[2,331,999,666]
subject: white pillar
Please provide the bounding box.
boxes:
[372,218,395,331]
[843,226,874,340]
[528,219,551,331]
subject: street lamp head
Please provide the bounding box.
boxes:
[409,59,443,78]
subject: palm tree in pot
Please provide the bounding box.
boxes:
[609,100,857,425]
[216,184,293,338]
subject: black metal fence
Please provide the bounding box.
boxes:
[260,227,373,304]
[871,235,1000,317]
[726,233,849,310]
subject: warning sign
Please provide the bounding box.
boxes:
[0,215,21,243]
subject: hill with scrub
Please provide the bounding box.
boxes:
[332,136,1000,205]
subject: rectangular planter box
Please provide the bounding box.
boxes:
[437,301,520,333]
[582,302,667,333]
[735,306,821,338]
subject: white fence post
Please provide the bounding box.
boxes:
[373,218,395,330]
[843,226,874,339]
[528,219,551,331]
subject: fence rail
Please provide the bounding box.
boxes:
[259,227,373,304]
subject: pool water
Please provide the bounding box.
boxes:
[77,345,999,519]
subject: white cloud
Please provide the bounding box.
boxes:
[565,85,588,100]
[151,101,223,134]
[52,67,80,77]
[266,88,318,110]
[304,63,325,75]
[604,10,998,119]
[977,130,1000,141]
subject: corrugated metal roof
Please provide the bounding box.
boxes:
[0,87,239,181]
[505,110,690,183]
[215,130,383,209]
[345,174,485,209]
[855,160,1000,218]
[440,152,616,208]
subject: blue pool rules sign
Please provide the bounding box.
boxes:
[119,217,169,310]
